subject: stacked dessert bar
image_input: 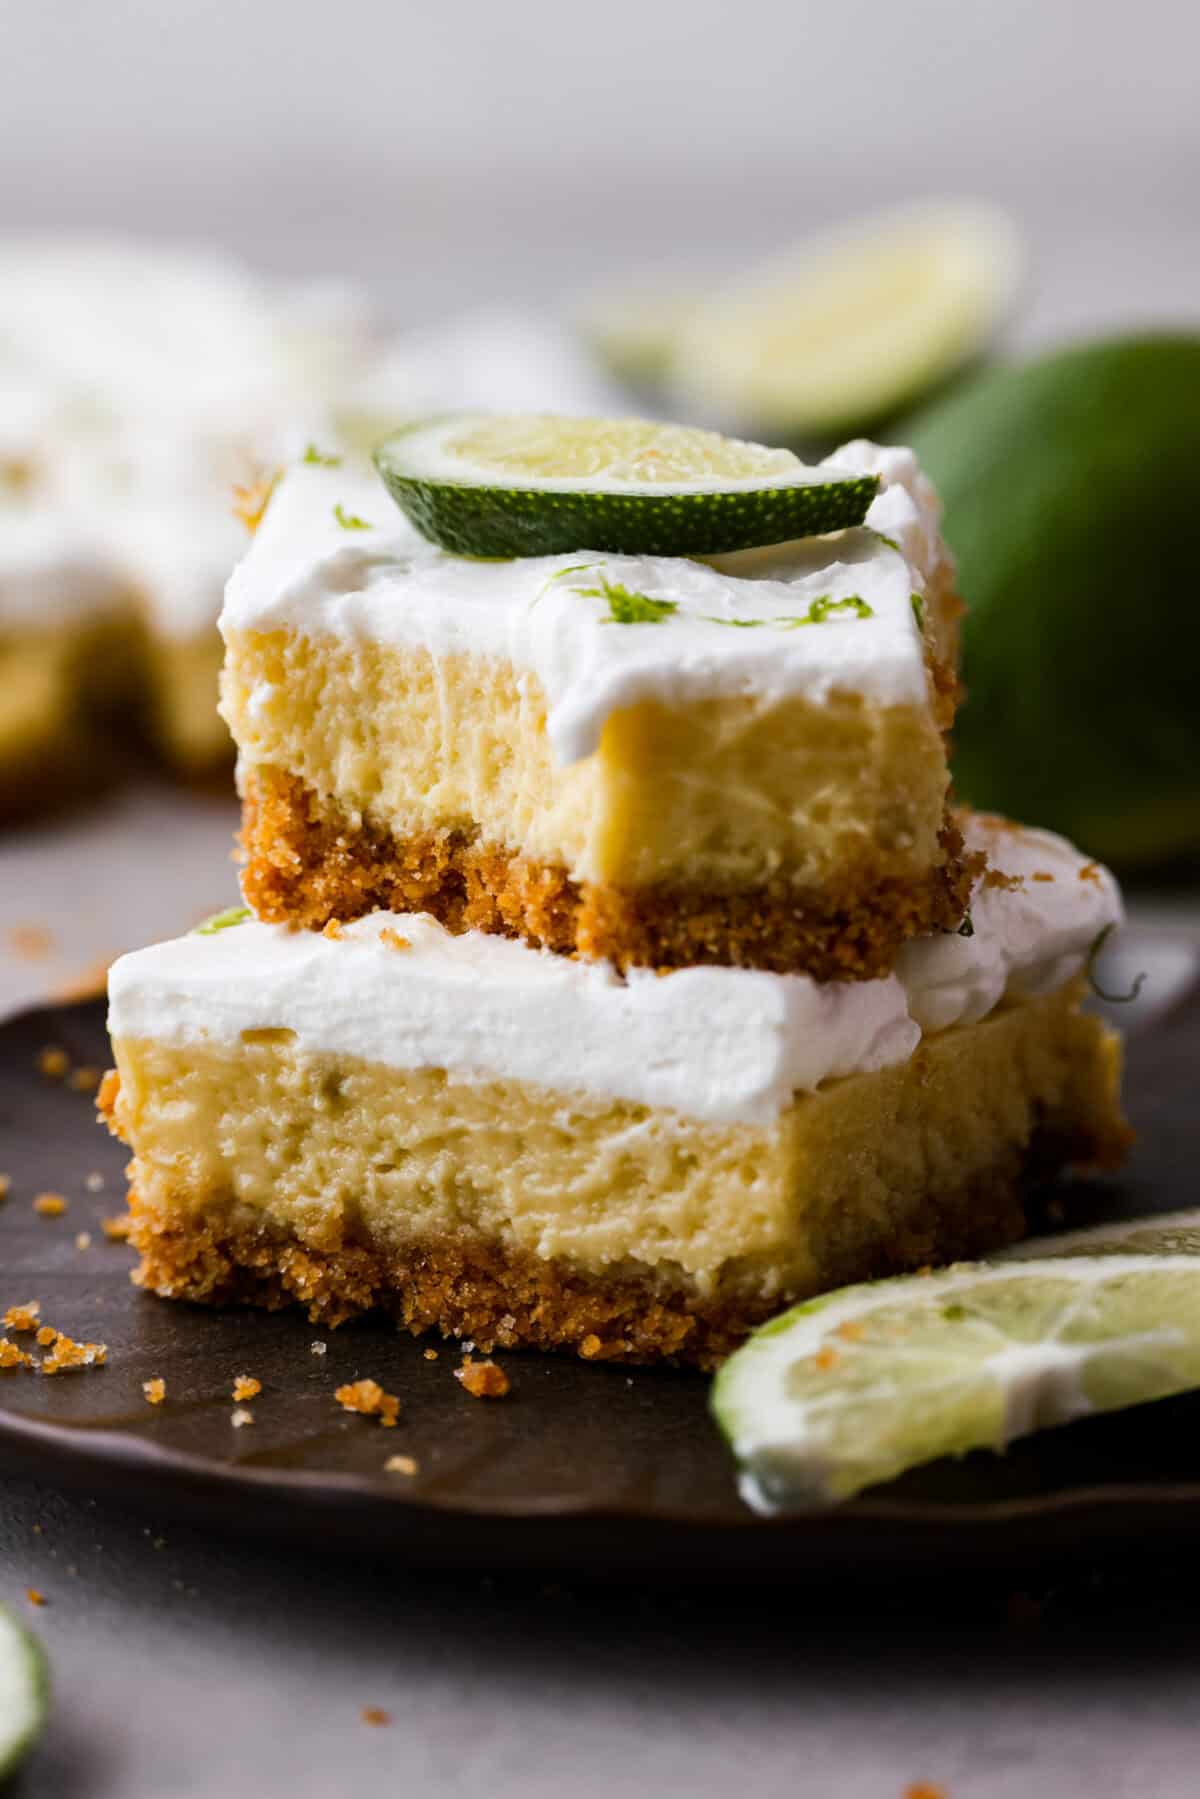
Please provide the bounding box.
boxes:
[103,419,1129,1366]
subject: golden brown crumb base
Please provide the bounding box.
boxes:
[122,1131,1099,1370]
[240,767,981,981]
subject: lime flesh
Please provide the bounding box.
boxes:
[714,1226,1200,1509]
[0,1605,49,1780]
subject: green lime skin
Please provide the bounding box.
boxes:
[372,457,878,559]
[906,334,1200,871]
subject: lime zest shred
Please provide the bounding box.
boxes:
[303,444,342,468]
[194,906,252,936]
[581,579,679,625]
[334,503,372,531]
[702,593,874,631]
[874,531,901,551]
[911,592,926,630]
[1086,923,1147,1004]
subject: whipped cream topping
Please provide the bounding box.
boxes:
[109,821,1121,1127]
[223,440,947,764]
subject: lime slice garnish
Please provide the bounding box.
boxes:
[0,1605,50,1780]
[669,202,1022,442]
[713,1217,1200,1510]
[372,412,878,558]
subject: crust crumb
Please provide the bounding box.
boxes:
[0,1173,9,1201]
[96,1069,121,1124]
[42,1334,108,1374]
[37,1046,69,1080]
[36,1326,58,1348]
[4,1301,41,1333]
[384,1454,418,1477]
[322,919,344,940]
[423,1347,439,1361]
[0,1339,34,1370]
[32,1193,67,1218]
[232,1375,262,1402]
[26,1588,46,1607]
[814,1346,841,1371]
[455,1358,510,1399]
[904,1786,948,1799]
[310,1340,328,1357]
[1031,871,1056,883]
[101,1214,132,1241]
[378,928,411,952]
[68,1065,102,1094]
[982,867,1024,892]
[361,1707,391,1728]
[75,1232,93,1251]
[231,1407,255,1428]
[143,1377,167,1406]
[336,1377,401,1427]
[1079,862,1102,884]
[85,1171,105,1193]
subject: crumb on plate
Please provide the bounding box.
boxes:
[335,1378,401,1427]
[454,1358,510,1400]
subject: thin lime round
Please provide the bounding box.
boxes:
[669,202,1022,442]
[372,412,878,558]
[0,1605,50,1781]
[714,1231,1200,1509]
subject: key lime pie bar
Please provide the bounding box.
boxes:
[103,817,1129,1366]
[223,418,970,978]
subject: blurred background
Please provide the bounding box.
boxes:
[6,0,1199,334]
[2,0,1198,1013]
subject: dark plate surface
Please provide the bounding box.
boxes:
[2,934,1199,1583]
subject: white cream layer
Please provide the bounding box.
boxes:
[222,441,946,765]
[108,820,1121,1127]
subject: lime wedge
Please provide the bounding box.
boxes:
[372,412,878,558]
[713,1226,1200,1510]
[0,1605,49,1780]
[669,202,1022,442]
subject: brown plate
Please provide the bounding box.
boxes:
[1,934,1199,1583]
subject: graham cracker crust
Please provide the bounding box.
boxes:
[240,766,981,980]
[120,1139,1098,1371]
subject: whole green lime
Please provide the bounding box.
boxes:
[907,335,1200,870]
